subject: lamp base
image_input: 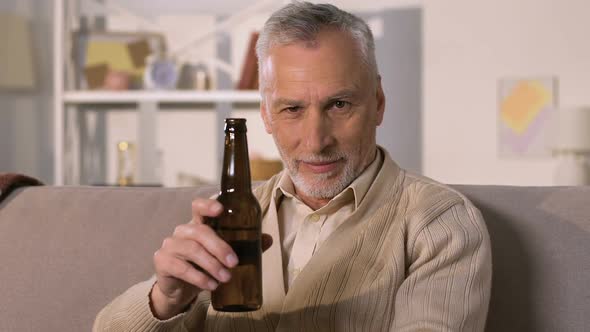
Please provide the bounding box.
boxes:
[553,154,590,186]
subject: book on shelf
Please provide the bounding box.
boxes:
[236,31,259,90]
[72,26,165,90]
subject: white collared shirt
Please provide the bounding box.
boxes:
[273,149,383,291]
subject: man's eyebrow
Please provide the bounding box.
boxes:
[273,98,304,108]
[272,88,360,108]
[323,89,359,102]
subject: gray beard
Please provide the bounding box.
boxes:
[289,163,357,199]
[279,149,359,200]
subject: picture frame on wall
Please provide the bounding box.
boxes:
[497,77,558,158]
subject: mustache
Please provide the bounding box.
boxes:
[295,151,346,164]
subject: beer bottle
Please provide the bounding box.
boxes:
[206,118,263,312]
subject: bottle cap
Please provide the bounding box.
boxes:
[224,118,247,133]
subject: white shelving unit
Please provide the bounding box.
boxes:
[63,90,261,104]
[53,0,268,185]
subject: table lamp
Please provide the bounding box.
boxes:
[551,107,590,186]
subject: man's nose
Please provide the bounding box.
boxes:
[302,109,334,153]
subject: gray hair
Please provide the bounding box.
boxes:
[256,1,378,92]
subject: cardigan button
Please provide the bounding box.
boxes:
[291,268,302,278]
[309,214,320,222]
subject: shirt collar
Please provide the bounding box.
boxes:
[272,148,383,211]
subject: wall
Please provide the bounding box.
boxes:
[369,8,422,173]
[422,0,590,185]
[4,0,589,186]
[0,1,54,183]
[100,6,421,186]
[102,13,272,186]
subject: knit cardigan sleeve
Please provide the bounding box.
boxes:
[392,202,492,332]
[92,276,209,332]
[92,185,274,332]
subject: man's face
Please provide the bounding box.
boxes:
[260,28,385,200]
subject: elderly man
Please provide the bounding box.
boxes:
[94,2,491,331]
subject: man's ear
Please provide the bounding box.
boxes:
[260,100,273,134]
[375,75,385,126]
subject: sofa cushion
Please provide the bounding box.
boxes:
[0,184,588,331]
[455,185,590,332]
[0,185,218,332]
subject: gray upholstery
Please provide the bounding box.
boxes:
[0,185,218,332]
[0,185,588,331]
[454,185,590,332]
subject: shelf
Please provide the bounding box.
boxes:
[63,90,261,104]
[53,0,269,186]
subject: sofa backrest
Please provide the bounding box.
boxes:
[0,185,588,331]
[0,186,218,332]
[455,185,590,332]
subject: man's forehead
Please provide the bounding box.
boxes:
[265,43,362,80]
[270,27,350,50]
[260,28,368,102]
[269,28,357,54]
[270,84,361,106]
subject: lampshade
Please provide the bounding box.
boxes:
[551,107,590,152]
[0,13,35,89]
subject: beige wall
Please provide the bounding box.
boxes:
[4,0,589,186]
[422,0,590,185]
[0,0,53,183]
[104,14,275,186]
[106,0,590,187]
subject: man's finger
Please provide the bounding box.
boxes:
[154,251,219,291]
[166,237,232,283]
[191,198,223,224]
[262,233,273,252]
[173,223,238,269]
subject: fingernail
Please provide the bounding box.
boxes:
[219,269,231,282]
[226,254,238,267]
[208,280,218,290]
[211,203,223,213]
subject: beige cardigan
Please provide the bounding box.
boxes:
[93,153,492,331]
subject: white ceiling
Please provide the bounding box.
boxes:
[114,0,258,15]
[96,0,421,16]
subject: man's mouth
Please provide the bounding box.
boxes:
[299,159,342,174]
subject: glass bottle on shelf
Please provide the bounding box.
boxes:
[116,141,136,186]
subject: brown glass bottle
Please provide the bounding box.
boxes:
[206,118,262,312]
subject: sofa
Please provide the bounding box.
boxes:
[0,184,588,331]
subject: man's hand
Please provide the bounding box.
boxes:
[150,198,272,320]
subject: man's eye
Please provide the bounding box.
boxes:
[332,101,350,110]
[284,106,301,113]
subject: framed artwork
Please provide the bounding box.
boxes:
[498,77,558,158]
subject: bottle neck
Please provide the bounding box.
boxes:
[221,131,252,192]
